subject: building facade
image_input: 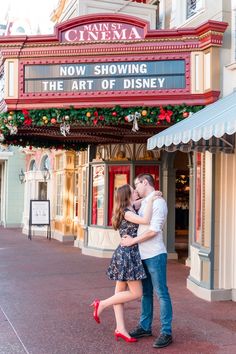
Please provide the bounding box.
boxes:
[0,145,25,227]
[148,0,236,301]
[1,0,235,301]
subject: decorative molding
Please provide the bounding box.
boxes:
[202,153,206,246]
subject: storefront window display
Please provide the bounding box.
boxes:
[135,165,159,190]
[108,165,130,225]
[92,165,105,225]
[91,162,160,227]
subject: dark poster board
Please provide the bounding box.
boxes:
[24,60,186,93]
[28,200,51,240]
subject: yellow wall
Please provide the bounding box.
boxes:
[214,152,236,291]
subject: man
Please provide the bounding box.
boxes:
[120,173,173,349]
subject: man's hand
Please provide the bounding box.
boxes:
[120,235,135,247]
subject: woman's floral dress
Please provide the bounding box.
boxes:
[107,208,146,281]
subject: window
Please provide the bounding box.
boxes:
[16,26,25,34]
[38,182,47,200]
[74,172,79,219]
[108,165,130,226]
[92,165,105,226]
[29,160,36,171]
[135,165,159,190]
[41,155,50,171]
[234,12,236,60]
[56,173,63,216]
[0,70,5,101]
[56,155,63,170]
[186,0,203,19]
[175,171,189,231]
[81,168,87,224]
[75,154,79,168]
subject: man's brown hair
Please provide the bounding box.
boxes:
[136,173,155,188]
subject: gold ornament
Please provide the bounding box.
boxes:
[142,110,147,116]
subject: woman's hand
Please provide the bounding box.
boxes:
[150,190,163,202]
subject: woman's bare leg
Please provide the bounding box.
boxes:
[113,282,127,334]
[98,280,142,318]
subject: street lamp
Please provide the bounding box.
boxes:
[19,169,26,184]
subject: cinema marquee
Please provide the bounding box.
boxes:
[0,13,227,112]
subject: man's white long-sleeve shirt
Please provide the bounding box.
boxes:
[138,191,167,260]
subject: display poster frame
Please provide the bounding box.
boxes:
[28,200,51,240]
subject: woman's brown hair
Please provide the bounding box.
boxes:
[111,184,131,230]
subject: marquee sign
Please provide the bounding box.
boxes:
[24,60,185,93]
[61,22,144,42]
[0,14,228,109]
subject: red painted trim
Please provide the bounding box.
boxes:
[18,53,191,103]
[195,20,228,35]
[19,53,189,65]
[56,13,150,42]
[146,20,228,39]
[5,91,220,110]
[0,16,227,45]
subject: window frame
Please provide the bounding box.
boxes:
[55,172,63,217]
[186,0,205,21]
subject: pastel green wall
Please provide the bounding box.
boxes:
[5,147,25,227]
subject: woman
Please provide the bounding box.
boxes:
[90,184,158,343]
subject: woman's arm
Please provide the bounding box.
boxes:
[124,193,158,225]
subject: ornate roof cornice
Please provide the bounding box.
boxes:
[0,15,227,59]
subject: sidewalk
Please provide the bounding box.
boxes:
[0,227,236,354]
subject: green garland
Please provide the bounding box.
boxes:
[0,104,204,150]
[3,135,88,151]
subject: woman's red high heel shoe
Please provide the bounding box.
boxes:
[90,299,101,324]
[114,330,138,343]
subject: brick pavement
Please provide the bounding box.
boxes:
[0,227,236,354]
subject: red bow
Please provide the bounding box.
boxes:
[22,109,32,126]
[158,107,173,124]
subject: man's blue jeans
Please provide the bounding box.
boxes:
[139,253,172,335]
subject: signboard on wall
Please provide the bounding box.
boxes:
[29,200,50,226]
[28,200,51,240]
[61,22,145,42]
[24,60,185,93]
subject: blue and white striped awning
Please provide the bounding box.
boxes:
[147,91,236,153]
